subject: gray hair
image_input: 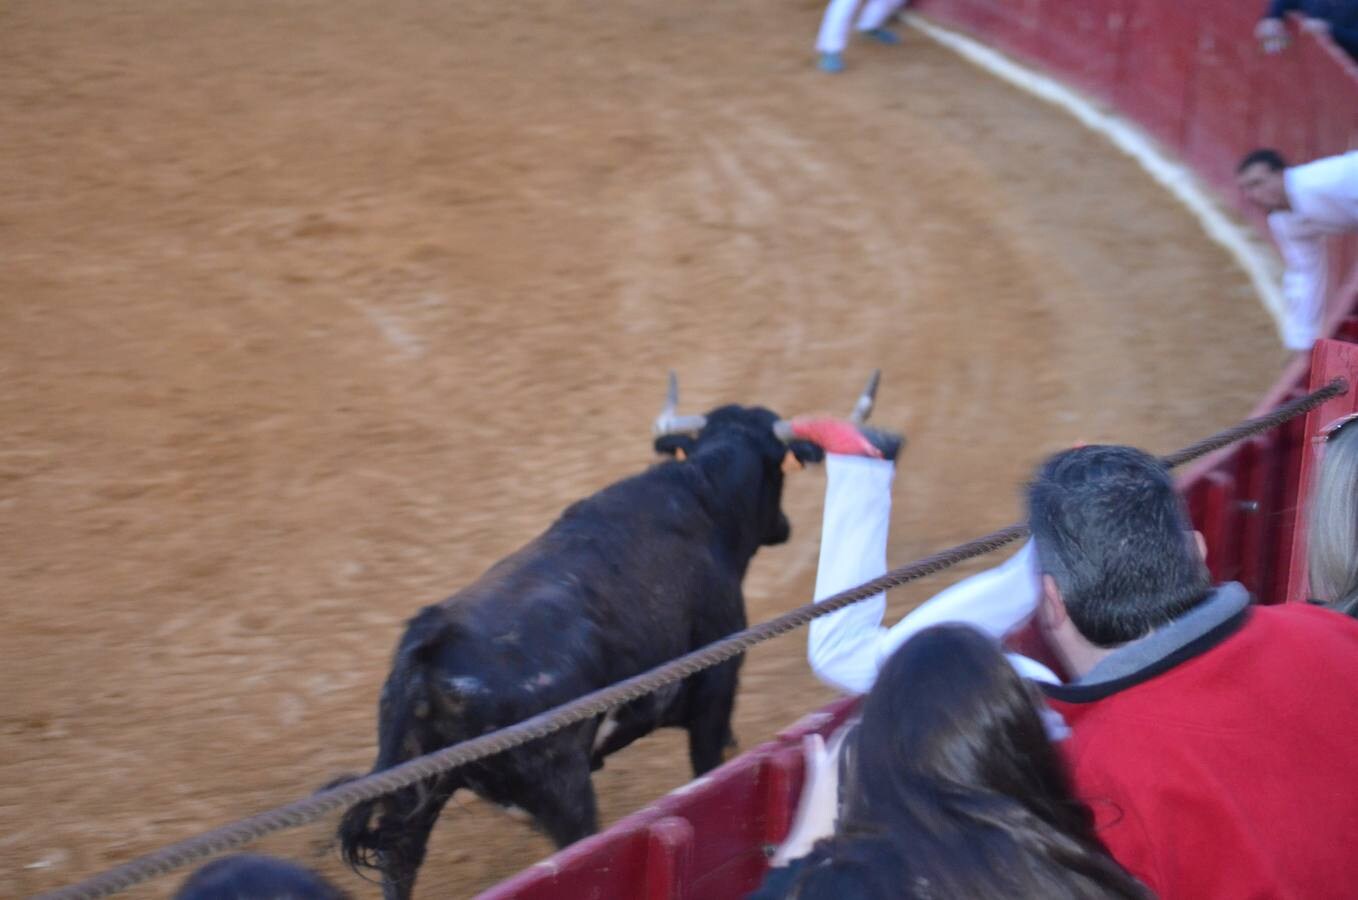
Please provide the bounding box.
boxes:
[1307,421,1358,617]
[1027,445,1211,646]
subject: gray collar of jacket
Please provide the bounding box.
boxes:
[1076,582,1251,688]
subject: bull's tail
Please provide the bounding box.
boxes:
[337,608,459,890]
[335,783,386,877]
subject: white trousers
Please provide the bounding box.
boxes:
[815,0,907,54]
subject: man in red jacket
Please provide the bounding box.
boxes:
[1028,445,1358,897]
[799,427,1358,898]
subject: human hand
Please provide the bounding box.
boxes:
[1256,17,1290,53]
[1301,17,1332,35]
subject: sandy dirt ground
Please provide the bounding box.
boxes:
[0,1,1283,897]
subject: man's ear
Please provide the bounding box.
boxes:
[1192,530,1208,565]
[654,434,697,459]
[1038,574,1068,631]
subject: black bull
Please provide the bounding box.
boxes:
[338,402,826,899]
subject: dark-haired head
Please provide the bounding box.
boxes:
[174,854,349,900]
[795,625,1148,899]
[1237,148,1287,174]
[1028,445,1209,647]
[848,625,1075,829]
[1236,148,1290,212]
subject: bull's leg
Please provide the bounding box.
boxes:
[589,704,662,770]
[513,750,599,848]
[374,774,458,900]
[685,658,741,776]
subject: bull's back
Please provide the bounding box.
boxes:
[420,468,743,726]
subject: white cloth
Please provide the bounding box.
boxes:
[769,728,856,866]
[1268,151,1358,350]
[815,0,907,54]
[807,454,1060,697]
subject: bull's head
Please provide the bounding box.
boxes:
[652,372,881,549]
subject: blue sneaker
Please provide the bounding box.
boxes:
[863,27,901,45]
[817,52,844,73]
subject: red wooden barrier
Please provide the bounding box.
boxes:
[1193,471,1240,584]
[1237,433,1280,601]
[1026,1,1130,101]
[1116,0,1198,151]
[1270,388,1311,602]
[476,699,859,900]
[643,818,693,900]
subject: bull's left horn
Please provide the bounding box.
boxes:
[849,369,881,425]
[653,371,708,436]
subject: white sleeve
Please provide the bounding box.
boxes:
[807,454,895,695]
[1271,214,1328,350]
[870,540,1044,674]
[807,454,1056,694]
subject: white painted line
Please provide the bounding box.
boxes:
[905,13,1288,341]
[667,775,713,797]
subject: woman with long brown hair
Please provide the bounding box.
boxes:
[752,624,1148,899]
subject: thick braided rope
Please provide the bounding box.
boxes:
[1159,379,1344,467]
[38,377,1347,900]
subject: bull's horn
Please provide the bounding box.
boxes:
[849,369,881,425]
[653,371,708,436]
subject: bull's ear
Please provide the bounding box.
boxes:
[788,440,825,467]
[655,434,697,460]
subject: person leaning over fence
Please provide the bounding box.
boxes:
[748,624,1148,900]
[783,420,1358,899]
[1237,147,1358,352]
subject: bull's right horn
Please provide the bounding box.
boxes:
[849,369,881,425]
[653,371,708,436]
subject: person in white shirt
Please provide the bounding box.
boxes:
[814,1,907,73]
[770,428,1056,868]
[1237,148,1358,351]
[773,415,1058,693]
[806,449,1058,690]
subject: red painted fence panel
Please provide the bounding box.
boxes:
[1019,0,1130,101]
[476,699,859,900]
[1115,0,1200,152]
[1183,8,1267,189]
